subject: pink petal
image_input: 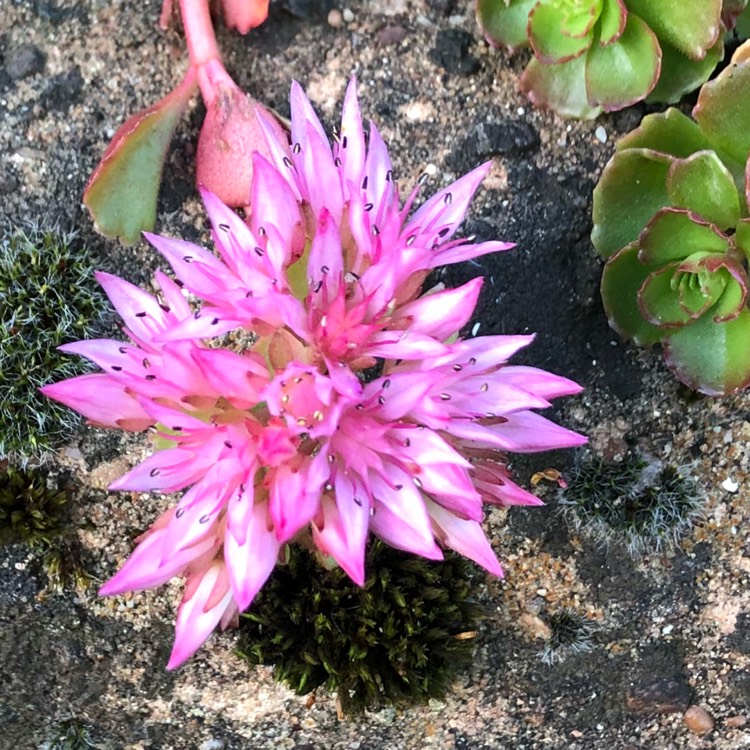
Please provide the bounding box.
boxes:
[338,77,366,191]
[497,366,583,399]
[41,374,152,430]
[307,208,344,299]
[404,163,490,245]
[425,498,503,577]
[167,562,234,669]
[429,240,515,268]
[290,80,329,153]
[392,278,483,340]
[313,477,369,585]
[225,498,280,611]
[482,411,588,452]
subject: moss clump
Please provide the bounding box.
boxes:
[44,718,97,750]
[0,224,104,460]
[0,465,70,548]
[539,610,595,666]
[237,542,483,713]
[559,452,704,556]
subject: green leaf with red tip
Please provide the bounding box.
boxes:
[83,70,197,244]
[676,251,748,320]
[597,0,626,45]
[626,0,722,60]
[638,208,729,265]
[723,0,749,31]
[711,274,748,322]
[666,151,741,230]
[638,263,699,327]
[476,0,537,50]
[601,243,664,344]
[584,14,661,110]
[693,45,750,167]
[528,1,597,63]
[646,36,724,105]
[663,308,750,395]
[520,54,602,119]
[616,109,713,157]
[591,149,673,257]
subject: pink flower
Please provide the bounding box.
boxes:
[43,81,586,669]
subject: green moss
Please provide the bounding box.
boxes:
[559,452,704,556]
[45,718,97,750]
[0,465,70,548]
[237,542,483,713]
[0,224,105,460]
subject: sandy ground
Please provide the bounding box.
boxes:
[2,1,750,748]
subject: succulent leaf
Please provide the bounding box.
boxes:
[663,307,750,395]
[625,0,722,60]
[666,151,741,230]
[527,1,597,63]
[693,43,750,169]
[83,70,197,244]
[734,218,750,261]
[615,108,713,158]
[600,243,663,344]
[597,0,627,45]
[584,14,661,109]
[637,263,706,327]
[646,36,724,105]
[476,0,538,50]
[591,149,673,257]
[520,54,602,118]
[637,208,729,265]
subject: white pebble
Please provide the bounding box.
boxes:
[722,477,739,493]
[342,7,354,22]
[595,126,607,143]
[471,322,481,336]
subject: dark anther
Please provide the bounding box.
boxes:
[135,311,147,318]
[111,365,123,371]
[149,468,160,477]
[183,255,194,263]
[362,176,369,190]
[444,192,452,205]
[364,202,374,211]
[145,374,157,381]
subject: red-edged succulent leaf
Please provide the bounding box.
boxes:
[83,70,197,244]
[647,35,724,105]
[663,307,750,395]
[591,148,673,257]
[527,0,597,64]
[476,0,537,50]
[666,151,741,230]
[723,0,749,31]
[626,0,722,60]
[638,262,704,327]
[693,42,750,169]
[220,0,269,33]
[616,108,713,157]
[601,243,664,344]
[584,14,661,110]
[638,207,729,265]
[675,252,749,321]
[520,54,602,119]
[597,0,626,45]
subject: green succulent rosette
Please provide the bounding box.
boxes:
[591,43,750,395]
[476,0,740,118]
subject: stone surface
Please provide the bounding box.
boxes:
[626,677,692,715]
[4,42,46,80]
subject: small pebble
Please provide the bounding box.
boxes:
[327,9,343,27]
[726,715,747,728]
[722,477,739,493]
[595,126,607,143]
[683,705,714,735]
[342,7,354,22]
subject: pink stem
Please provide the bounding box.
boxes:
[179,0,231,104]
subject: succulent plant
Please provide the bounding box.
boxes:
[592,42,750,394]
[0,465,70,548]
[44,718,98,750]
[559,453,704,556]
[0,225,104,460]
[237,542,483,713]
[476,0,745,118]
